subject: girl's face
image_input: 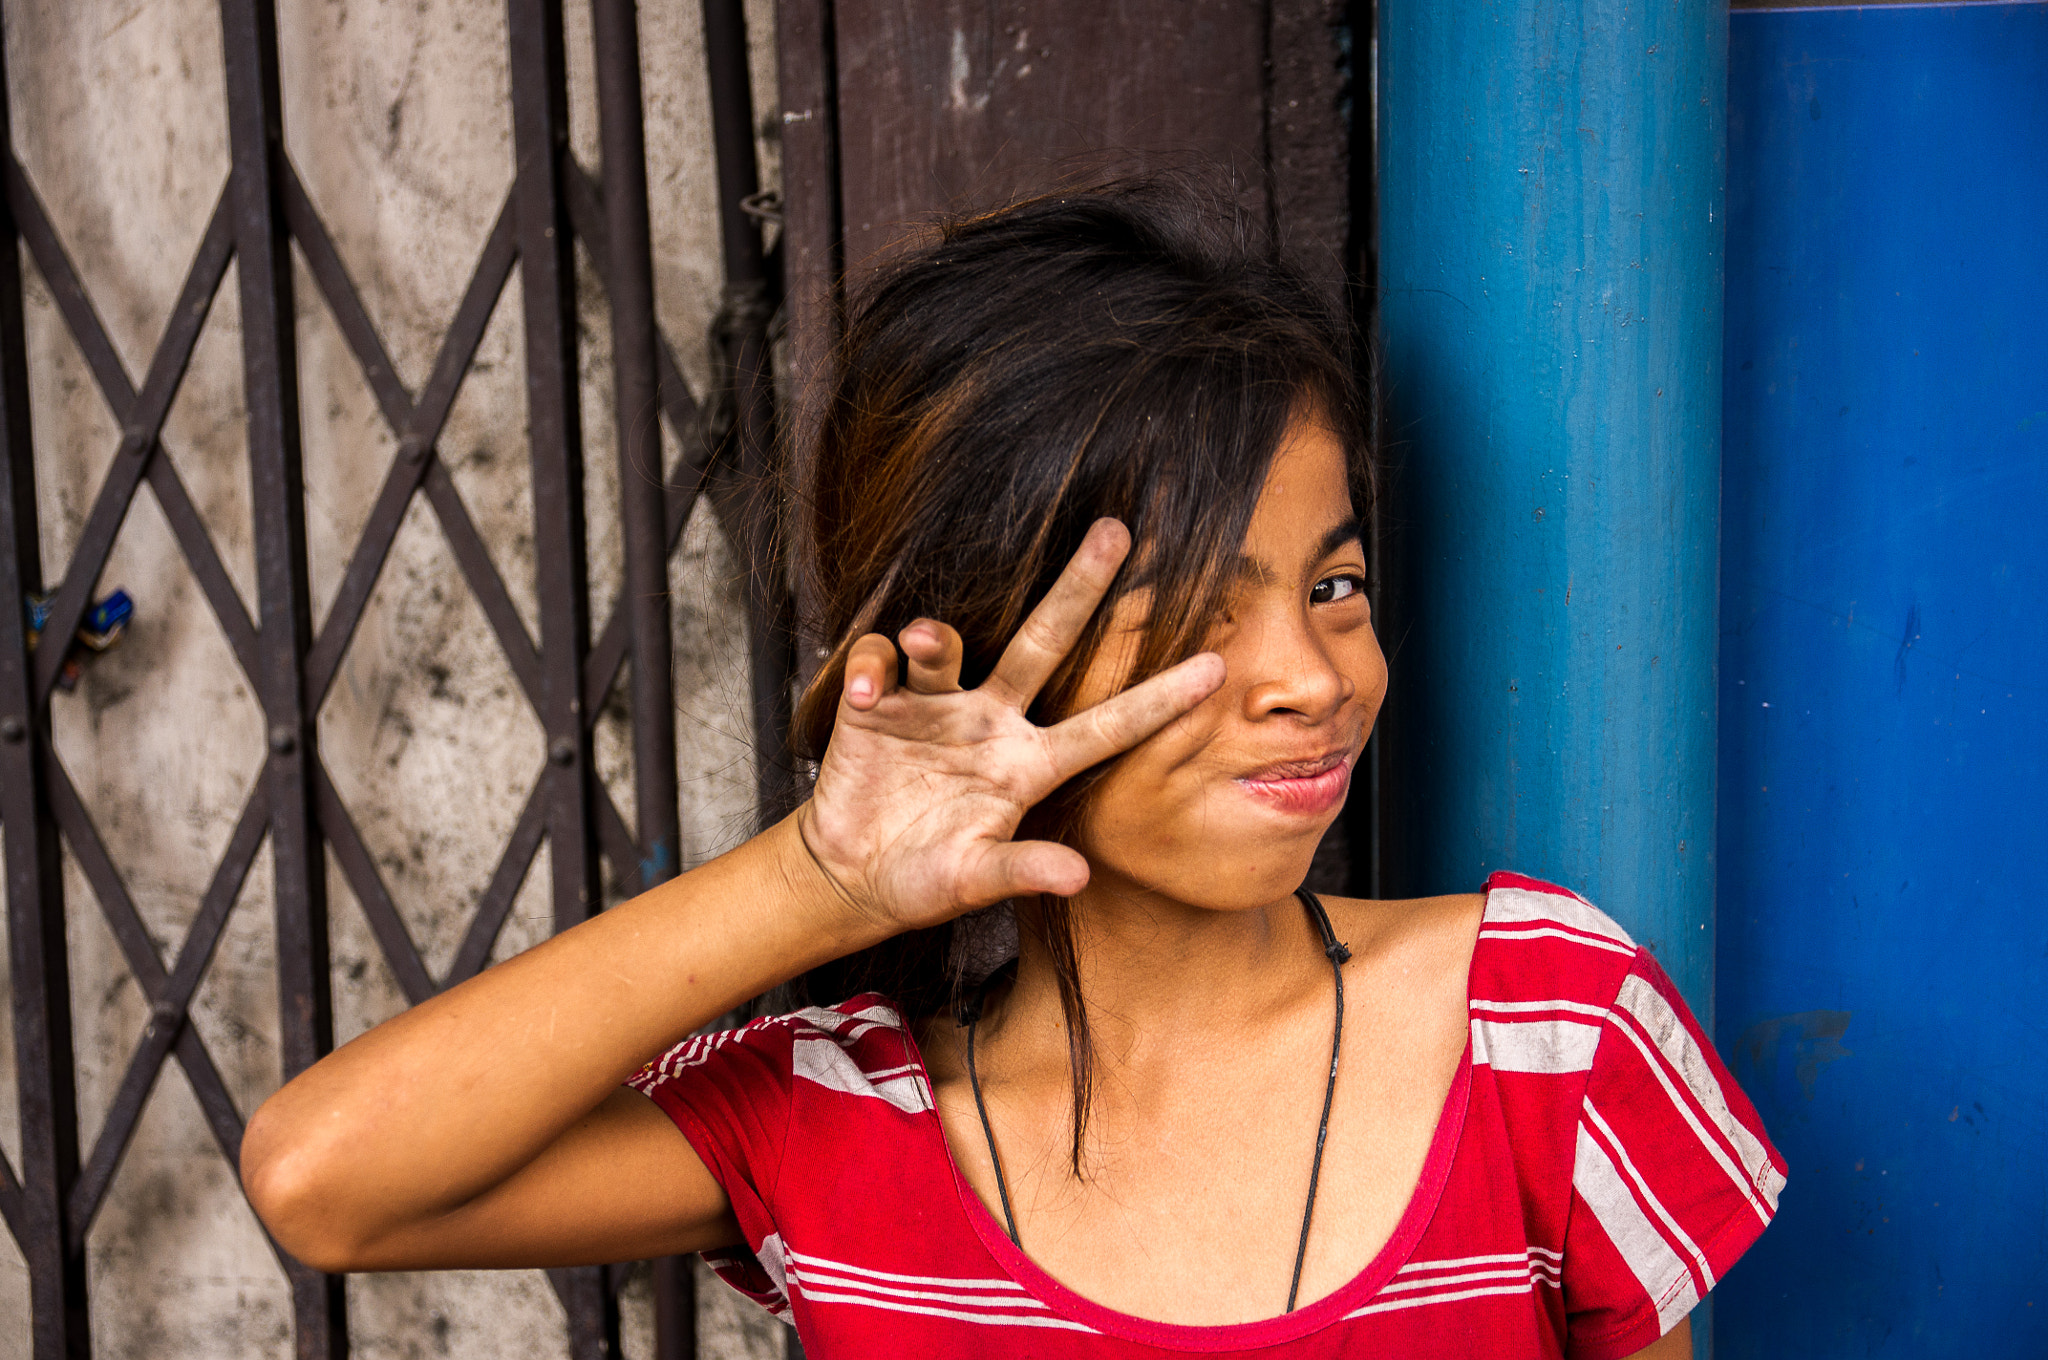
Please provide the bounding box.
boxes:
[1073,415,1386,912]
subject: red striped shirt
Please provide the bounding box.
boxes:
[631,873,1785,1358]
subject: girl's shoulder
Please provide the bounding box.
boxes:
[1462,871,1655,1015]
[1320,871,1645,996]
[1315,885,1487,984]
[1315,873,1665,1078]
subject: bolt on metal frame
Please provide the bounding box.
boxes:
[0,1,798,1356]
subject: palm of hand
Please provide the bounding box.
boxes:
[795,520,1224,938]
[806,685,1071,933]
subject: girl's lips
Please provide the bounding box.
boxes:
[1234,753,1353,818]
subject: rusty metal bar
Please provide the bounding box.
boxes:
[563,161,719,732]
[507,0,600,999]
[5,165,255,689]
[290,173,523,708]
[41,761,256,1171]
[560,164,710,446]
[703,0,797,826]
[446,776,550,985]
[507,0,601,981]
[773,0,842,698]
[595,786,642,893]
[2,159,145,431]
[507,0,616,1353]
[145,454,261,674]
[0,1159,23,1257]
[419,460,547,701]
[704,0,767,304]
[66,787,268,1240]
[220,0,346,1354]
[30,764,256,1297]
[8,171,235,707]
[547,1263,619,1359]
[654,1257,698,1360]
[0,33,88,1359]
[8,170,258,694]
[280,162,412,427]
[592,0,682,897]
[313,765,437,1005]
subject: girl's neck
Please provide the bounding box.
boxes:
[997,878,1327,1072]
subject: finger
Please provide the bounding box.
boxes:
[960,840,1092,906]
[1044,651,1226,776]
[900,619,965,695]
[841,633,899,711]
[985,518,1132,709]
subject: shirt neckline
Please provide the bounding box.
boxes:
[894,889,1486,1352]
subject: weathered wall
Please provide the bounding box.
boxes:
[0,1,786,1356]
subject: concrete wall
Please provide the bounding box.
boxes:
[0,1,787,1355]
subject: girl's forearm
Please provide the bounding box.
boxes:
[240,812,877,1256]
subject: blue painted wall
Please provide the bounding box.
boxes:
[1716,4,2048,1355]
[1375,0,1726,1016]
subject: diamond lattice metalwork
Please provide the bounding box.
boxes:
[0,2,797,1357]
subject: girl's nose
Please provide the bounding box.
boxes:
[1240,614,1352,725]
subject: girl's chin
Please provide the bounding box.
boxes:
[1077,796,1341,905]
[1083,843,1331,914]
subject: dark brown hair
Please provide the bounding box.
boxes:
[790,179,1369,1166]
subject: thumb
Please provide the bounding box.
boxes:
[960,840,1091,907]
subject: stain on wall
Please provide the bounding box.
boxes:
[1737,1009,1853,1102]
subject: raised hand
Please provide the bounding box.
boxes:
[797,519,1226,936]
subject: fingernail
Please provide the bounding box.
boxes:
[849,678,873,702]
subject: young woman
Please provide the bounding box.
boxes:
[242,184,1782,1358]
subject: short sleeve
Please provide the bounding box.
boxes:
[1561,948,1787,1360]
[628,1017,799,1315]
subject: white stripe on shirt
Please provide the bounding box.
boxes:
[792,1272,1053,1312]
[1397,1248,1558,1274]
[1584,1100,1715,1293]
[1472,1016,1606,1073]
[783,1248,1091,1330]
[796,1289,1100,1332]
[1352,1247,1563,1321]
[1470,998,1614,1019]
[1574,1112,1702,1333]
[1347,1281,1534,1319]
[792,1038,933,1112]
[1478,925,1639,958]
[1612,975,1786,1221]
[1382,1265,1550,1295]
[1485,887,1637,946]
[785,1249,1032,1293]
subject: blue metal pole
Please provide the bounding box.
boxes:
[1375,0,1726,1017]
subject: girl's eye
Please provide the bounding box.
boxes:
[1310,573,1368,605]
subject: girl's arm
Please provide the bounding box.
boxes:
[239,816,873,1272]
[1624,1319,1693,1359]
[239,519,1222,1273]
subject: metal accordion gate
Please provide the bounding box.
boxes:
[0,1,805,1356]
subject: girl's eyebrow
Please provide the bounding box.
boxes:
[1235,514,1366,586]
[1316,514,1365,562]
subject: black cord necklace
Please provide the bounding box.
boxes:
[960,887,1351,1314]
